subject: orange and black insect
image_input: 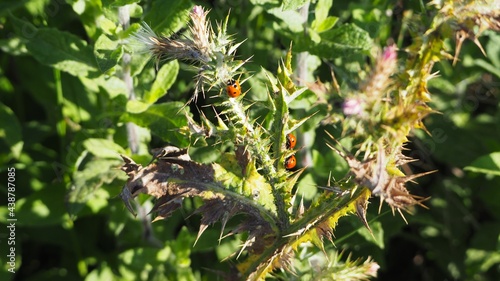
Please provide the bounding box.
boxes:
[286,133,296,149]
[226,79,241,98]
[285,155,297,170]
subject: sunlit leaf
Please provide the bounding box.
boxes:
[314,0,332,24]
[67,158,125,217]
[83,138,127,159]
[144,0,191,34]
[9,16,99,76]
[464,152,500,177]
[313,16,338,33]
[122,102,189,147]
[281,0,308,11]
[94,34,123,74]
[0,184,68,226]
[0,102,23,159]
[144,60,179,104]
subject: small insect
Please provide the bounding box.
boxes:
[285,155,297,170]
[286,133,296,149]
[226,79,241,98]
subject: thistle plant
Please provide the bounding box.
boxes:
[133,6,247,103]
[117,2,499,280]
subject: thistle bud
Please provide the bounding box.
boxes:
[362,44,398,99]
[189,5,211,61]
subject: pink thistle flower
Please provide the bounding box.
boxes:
[191,5,205,17]
[362,43,398,99]
[366,262,380,277]
[382,44,397,63]
[342,97,364,116]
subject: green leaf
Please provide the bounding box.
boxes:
[129,3,143,18]
[67,158,125,217]
[126,100,151,113]
[122,102,190,147]
[466,249,500,277]
[242,160,277,214]
[95,16,117,35]
[69,0,104,39]
[250,0,279,5]
[94,34,123,75]
[172,226,194,265]
[302,23,372,59]
[268,8,304,33]
[0,102,23,159]
[87,75,128,99]
[464,152,500,177]
[313,16,338,33]
[357,221,385,249]
[0,0,26,16]
[281,0,308,11]
[0,36,28,56]
[321,23,372,50]
[144,60,179,104]
[9,16,98,76]
[83,138,127,159]
[0,183,68,226]
[474,59,500,79]
[144,0,191,34]
[103,0,141,6]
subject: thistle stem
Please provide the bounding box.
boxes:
[119,5,139,155]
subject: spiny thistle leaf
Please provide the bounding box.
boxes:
[288,188,372,251]
[119,148,280,255]
[234,188,372,280]
[308,251,380,281]
[426,0,500,65]
[277,44,297,94]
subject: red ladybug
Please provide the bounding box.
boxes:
[285,155,297,170]
[226,79,241,98]
[286,133,296,149]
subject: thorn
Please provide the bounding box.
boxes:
[194,224,209,246]
[350,185,358,197]
[472,36,487,57]
[151,216,164,223]
[355,198,375,239]
[120,185,137,217]
[378,196,384,214]
[219,212,230,245]
[404,170,438,183]
[397,208,408,224]
[316,185,344,195]
[324,131,348,159]
[220,230,235,241]
[288,192,297,215]
[330,66,341,95]
[298,195,305,218]
[282,229,305,238]
[237,237,254,260]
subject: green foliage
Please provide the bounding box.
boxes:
[1,0,500,281]
[465,152,500,177]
